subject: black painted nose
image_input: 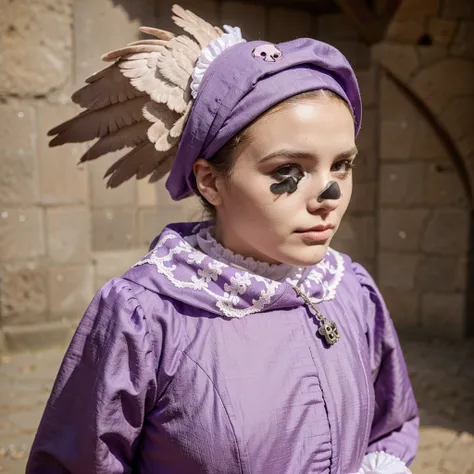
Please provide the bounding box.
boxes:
[318,181,341,201]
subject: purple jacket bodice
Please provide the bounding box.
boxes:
[26,222,419,473]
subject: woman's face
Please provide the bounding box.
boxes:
[204,97,357,266]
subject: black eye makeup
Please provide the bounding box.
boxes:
[270,163,305,195]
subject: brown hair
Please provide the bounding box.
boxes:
[195,89,352,218]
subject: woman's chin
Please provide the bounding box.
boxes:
[277,243,330,267]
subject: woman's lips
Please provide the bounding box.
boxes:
[295,225,334,242]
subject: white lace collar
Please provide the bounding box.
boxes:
[133,222,345,318]
[184,225,304,283]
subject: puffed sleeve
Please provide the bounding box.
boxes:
[353,263,419,467]
[26,278,159,474]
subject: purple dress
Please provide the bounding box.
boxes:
[26,222,419,473]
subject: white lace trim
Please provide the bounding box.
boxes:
[191,25,246,99]
[135,233,279,318]
[134,227,345,318]
[186,225,303,282]
[351,451,412,474]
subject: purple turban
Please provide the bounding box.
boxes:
[166,38,362,201]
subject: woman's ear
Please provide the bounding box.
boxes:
[193,159,223,205]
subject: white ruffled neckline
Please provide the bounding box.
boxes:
[185,225,304,282]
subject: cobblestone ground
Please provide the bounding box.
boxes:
[0,339,473,473]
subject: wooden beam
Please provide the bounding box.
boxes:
[334,0,388,44]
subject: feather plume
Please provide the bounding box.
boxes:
[148,154,175,183]
[102,43,165,62]
[137,149,176,179]
[79,121,149,163]
[73,64,145,110]
[171,4,219,48]
[157,48,193,89]
[48,96,149,145]
[46,3,227,189]
[139,26,175,40]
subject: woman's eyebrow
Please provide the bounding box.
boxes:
[336,146,359,160]
[259,146,359,164]
[258,150,317,164]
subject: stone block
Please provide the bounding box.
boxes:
[316,14,359,41]
[89,152,137,208]
[416,44,449,67]
[330,40,371,70]
[440,96,474,144]
[74,0,155,87]
[372,44,420,83]
[355,68,377,107]
[428,18,458,46]
[0,208,45,261]
[348,182,376,213]
[411,119,450,161]
[394,0,440,20]
[0,0,72,96]
[156,0,220,36]
[424,162,468,207]
[137,179,158,207]
[0,105,38,205]
[91,208,137,251]
[0,263,48,326]
[37,105,88,205]
[421,208,469,256]
[48,264,94,319]
[416,256,467,292]
[138,206,199,248]
[450,21,474,59]
[379,208,430,252]
[386,18,425,44]
[92,248,148,289]
[379,286,420,332]
[267,7,312,43]
[46,206,91,264]
[380,120,417,160]
[353,149,377,184]
[441,1,474,20]
[411,59,474,116]
[356,108,377,154]
[221,2,266,40]
[331,215,375,260]
[3,321,75,353]
[421,293,465,339]
[379,74,419,122]
[378,252,420,290]
[379,163,425,206]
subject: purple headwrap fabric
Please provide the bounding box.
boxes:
[166,37,362,200]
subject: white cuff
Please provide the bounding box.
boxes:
[351,451,412,474]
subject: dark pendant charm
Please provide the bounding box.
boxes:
[318,319,340,345]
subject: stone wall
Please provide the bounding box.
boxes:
[0,0,472,352]
[372,0,474,338]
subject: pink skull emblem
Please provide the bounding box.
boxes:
[252,44,283,62]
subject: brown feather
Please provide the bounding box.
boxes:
[102,44,165,62]
[136,148,176,179]
[139,26,175,40]
[171,5,220,46]
[48,96,149,145]
[79,121,149,163]
[148,154,175,183]
[157,48,193,89]
[73,64,145,110]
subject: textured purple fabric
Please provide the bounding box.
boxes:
[26,222,419,474]
[166,38,362,200]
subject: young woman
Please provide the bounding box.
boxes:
[26,5,419,473]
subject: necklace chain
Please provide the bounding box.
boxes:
[292,285,340,345]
